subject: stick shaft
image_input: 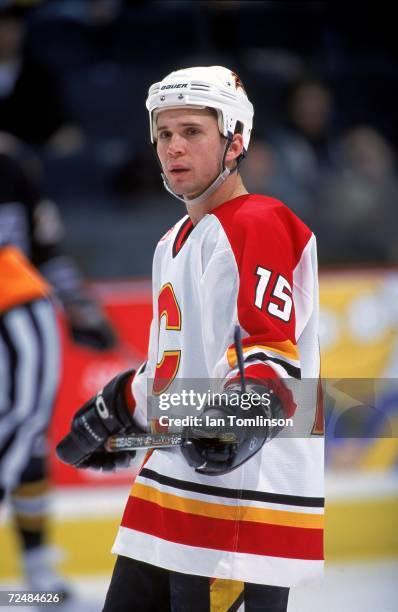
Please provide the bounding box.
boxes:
[106,433,183,451]
[234,325,246,393]
[106,430,237,452]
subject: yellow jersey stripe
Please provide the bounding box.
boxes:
[227,340,299,367]
[132,483,324,529]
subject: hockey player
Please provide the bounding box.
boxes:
[57,66,324,611]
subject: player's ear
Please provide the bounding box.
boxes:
[225,133,244,166]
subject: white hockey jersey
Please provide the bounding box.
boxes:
[112,194,324,587]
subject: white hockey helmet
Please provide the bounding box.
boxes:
[146,66,254,154]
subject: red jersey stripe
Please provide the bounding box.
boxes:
[121,497,323,560]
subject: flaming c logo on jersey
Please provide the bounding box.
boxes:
[231,71,246,93]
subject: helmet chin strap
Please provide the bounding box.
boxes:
[159,136,239,206]
[161,166,231,205]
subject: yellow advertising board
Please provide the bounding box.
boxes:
[320,269,398,378]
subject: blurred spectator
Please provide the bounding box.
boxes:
[286,77,333,158]
[0,132,117,349]
[240,138,278,194]
[239,137,293,205]
[0,4,84,155]
[265,76,337,219]
[111,145,164,200]
[240,136,324,216]
[315,126,398,264]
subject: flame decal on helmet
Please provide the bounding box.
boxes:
[231,71,246,93]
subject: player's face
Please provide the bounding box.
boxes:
[156,108,225,199]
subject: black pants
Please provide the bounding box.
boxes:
[103,555,290,612]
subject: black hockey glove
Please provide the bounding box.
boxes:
[63,295,117,351]
[56,369,140,472]
[181,380,295,476]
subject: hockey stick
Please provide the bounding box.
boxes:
[105,325,246,452]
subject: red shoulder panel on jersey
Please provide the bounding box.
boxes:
[212,195,312,376]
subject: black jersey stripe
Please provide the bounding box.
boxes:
[139,468,324,508]
[0,312,18,408]
[245,352,301,379]
[172,217,194,258]
[137,361,147,375]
